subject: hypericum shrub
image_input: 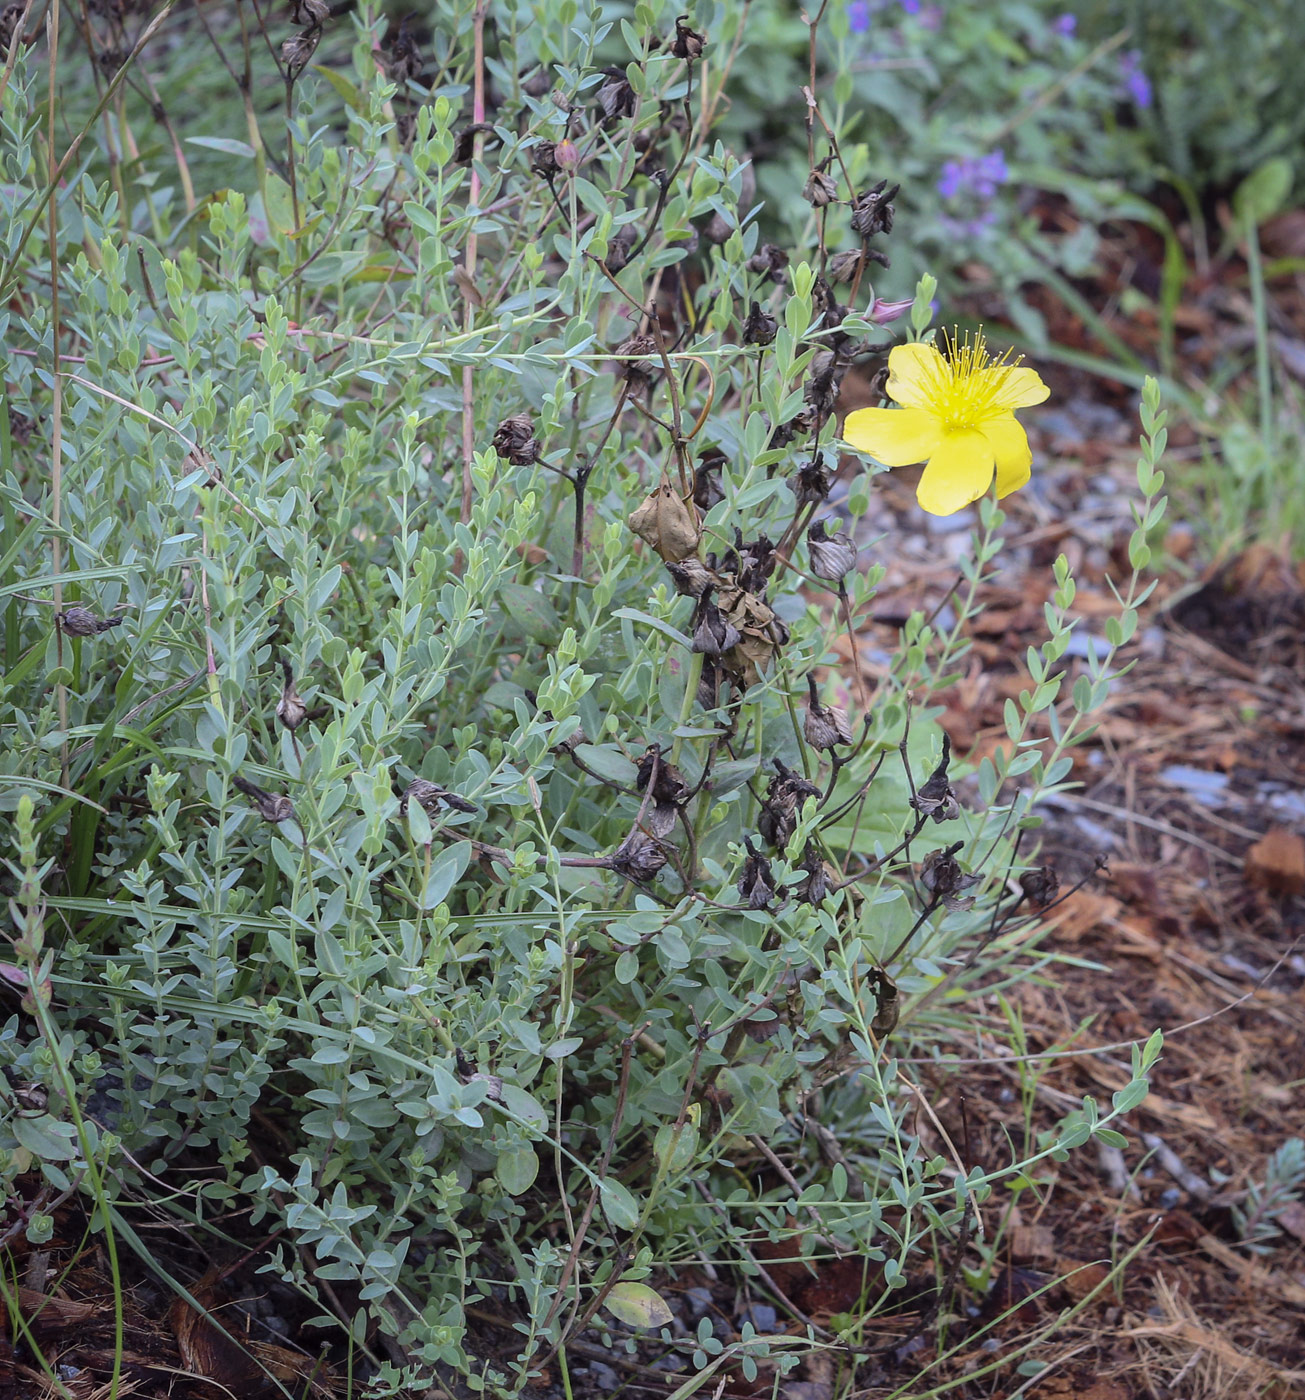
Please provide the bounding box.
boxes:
[0,2,1166,1394]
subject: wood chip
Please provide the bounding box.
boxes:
[1244,827,1305,896]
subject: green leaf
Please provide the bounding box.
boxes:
[422,841,471,910]
[13,1114,80,1162]
[495,1145,539,1196]
[185,136,256,158]
[1233,157,1293,226]
[312,65,366,115]
[604,1281,673,1330]
[653,1110,699,1176]
[498,582,560,644]
[264,172,296,235]
[598,1178,640,1230]
[1094,1128,1128,1149]
[572,743,635,786]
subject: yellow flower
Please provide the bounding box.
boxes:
[842,333,1049,516]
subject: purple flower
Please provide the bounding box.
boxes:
[899,0,920,13]
[1052,14,1076,37]
[936,151,1008,203]
[868,296,915,324]
[1118,49,1152,109]
[918,5,942,30]
[847,0,871,32]
[936,160,964,200]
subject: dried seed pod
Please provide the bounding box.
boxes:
[920,843,979,907]
[803,164,839,208]
[910,734,961,823]
[276,660,308,731]
[670,14,706,60]
[696,658,721,709]
[530,139,561,177]
[735,531,778,592]
[768,409,815,451]
[693,448,727,510]
[611,830,667,883]
[647,801,680,839]
[453,122,498,164]
[604,225,637,272]
[666,557,716,598]
[758,759,822,851]
[492,413,541,466]
[57,607,122,637]
[794,838,832,905]
[628,477,701,563]
[386,16,422,83]
[790,457,832,508]
[691,592,742,658]
[282,26,322,77]
[738,837,776,909]
[804,675,853,750]
[804,350,845,418]
[634,744,691,808]
[806,519,857,584]
[742,301,777,347]
[869,969,899,1037]
[850,179,899,239]
[233,775,296,825]
[613,333,658,391]
[522,67,550,99]
[826,249,864,284]
[1019,865,1060,908]
[289,0,329,24]
[747,244,789,283]
[402,778,478,816]
[596,66,637,121]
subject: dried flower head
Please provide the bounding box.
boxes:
[768,409,815,451]
[790,456,832,508]
[804,163,839,208]
[596,66,637,121]
[628,477,701,563]
[233,774,296,825]
[804,350,846,418]
[804,675,853,750]
[850,179,899,239]
[666,556,717,598]
[492,413,541,466]
[806,518,858,584]
[604,225,637,272]
[1019,865,1060,908]
[794,838,832,905]
[613,332,658,391]
[910,733,961,823]
[758,759,822,850]
[748,244,790,283]
[276,659,308,731]
[282,26,322,77]
[742,301,778,347]
[634,744,691,808]
[671,14,706,60]
[531,139,561,178]
[611,830,667,883]
[738,837,776,909]
[920,842,980,907]
[289,0,329,24]
[693,448,727,510]
[57,607,122,637]
[386,16,422,83]
[691,589,742,658]
[402,778,478,816]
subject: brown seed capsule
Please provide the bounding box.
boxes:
[804,675,853,750]
[747,244,789,283]
[233,774,296,825]
[596,66,637,121]
[1019,865,1060,908]
[283,27,322,76]
[738,837,776,909]
[492,413,541,466]
[276,660,308,731]
[742,301,777,347]
[693,448,727,510]
[807,519,858,584]
[401,778,478,816]
[790,457,832,508]
[869,969,899,1037]
[613,333,658,391]
[920,842,980,907]
[628,476,701,563]
[634,744,691,808]
[691,593,741,658]
[910,733,961,823]
[803,166,839,208]
[757,759,822,851]
[666,557,716,598]
[670,14,706,60]
[530,140,561,178]
[289,0,329,25]
[804,350,845,417]
[826,249,865,284]
[850,179,899,239]
[57,607,122,637]
[386,16,422,83]
[794,838,832,905]
[610,830,667,883]
[768,409,815,451]
[604,225,637,272]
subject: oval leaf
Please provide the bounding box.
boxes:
[604,1281,673,1330]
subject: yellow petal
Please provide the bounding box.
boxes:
[843,406,943,467]
[916,429,995,516]
[884,342,948,409]
[980,415,1032,497]
[982,363,1050,411]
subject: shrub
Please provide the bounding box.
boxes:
[0,1,1165,1393]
